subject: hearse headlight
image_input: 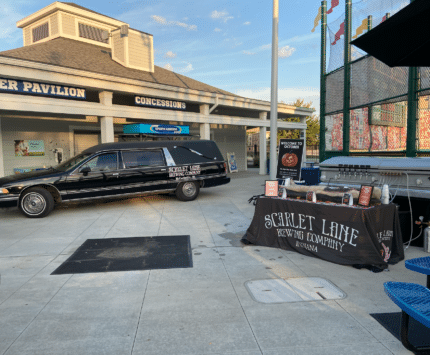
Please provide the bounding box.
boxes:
[0,188,9,194]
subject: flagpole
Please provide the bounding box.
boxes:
[270,0,279,180]
[319,1,327,164]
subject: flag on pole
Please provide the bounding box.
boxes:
[331,21,344,45]
[327,0,339,14]
[311,6,322,32]
[352,18,369,39]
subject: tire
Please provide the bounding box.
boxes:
[19,187,54,218]
[175,181,200,201]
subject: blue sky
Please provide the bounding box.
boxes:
[0,0,350,116]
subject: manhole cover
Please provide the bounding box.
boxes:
[245,277,346,303]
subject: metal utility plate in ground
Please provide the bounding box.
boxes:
[245,277,346,303]
[51,235,193,275]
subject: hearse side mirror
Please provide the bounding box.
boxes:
[80,166,91,176]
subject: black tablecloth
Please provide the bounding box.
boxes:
[242,197,404,269]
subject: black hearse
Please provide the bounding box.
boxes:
[0,140,230,218]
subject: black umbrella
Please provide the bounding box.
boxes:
[351,0,430,67]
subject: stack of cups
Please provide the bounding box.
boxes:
[381,184,389,204]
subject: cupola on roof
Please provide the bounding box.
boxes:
[16,1,154,73]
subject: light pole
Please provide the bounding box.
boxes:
[270,0,279,180]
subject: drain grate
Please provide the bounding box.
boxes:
[245,277,346,303]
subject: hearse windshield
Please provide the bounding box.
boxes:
[54,153,93,172]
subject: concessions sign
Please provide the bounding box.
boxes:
[276,139,304,180]
[242,197,404,268]
[135,96,186,110]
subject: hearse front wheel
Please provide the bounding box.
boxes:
[176,181,200,201]
[19,187,54,218]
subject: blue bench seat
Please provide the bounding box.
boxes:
[384,281,430,353]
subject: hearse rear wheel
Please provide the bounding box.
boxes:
[176,181,200,201]
[19,187,54,218]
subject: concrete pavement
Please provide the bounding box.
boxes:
[0,169,428,355]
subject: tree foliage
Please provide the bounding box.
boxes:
[277,99,320,146]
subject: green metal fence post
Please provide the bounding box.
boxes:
[319,0,327,163]
[407,67,419,157]
[406,0,418,157]
[343,0,352,156]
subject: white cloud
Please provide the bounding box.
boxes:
[235,87,320,114]
[279,45,296,58]
[243,21,251,25]
[242,51,256,55]
[164,51,176,58]
[151,15,167,24]
[210,10,228,19]
[210,10,233,23]
[256,44,296,58]
[214,28,222,32]
[151,15,197,31]
[164,63,174,71]
[179,63,193,73]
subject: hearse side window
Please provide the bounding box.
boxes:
[80,153,118,172]
[122,150,165,168]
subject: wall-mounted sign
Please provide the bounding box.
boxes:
[14,140,45,157]
[123,123,190,135]
[0,78,86,99]
[135,96,186,110]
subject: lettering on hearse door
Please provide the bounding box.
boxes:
[168,165,201,178]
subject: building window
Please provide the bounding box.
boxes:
[78,23,108,44]
[32,22,49,43]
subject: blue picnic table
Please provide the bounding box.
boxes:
[405,256,430,288]
[384,281,430,353]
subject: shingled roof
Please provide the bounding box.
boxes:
[0,37,236,97]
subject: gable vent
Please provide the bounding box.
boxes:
[78,23,108,44]
[32,22,49,43]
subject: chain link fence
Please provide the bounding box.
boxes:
[324,0,430,155]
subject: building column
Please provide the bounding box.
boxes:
[259,112,268,175]
[199,104,210,139]
[0,117,4,178]
[99,91,114,143]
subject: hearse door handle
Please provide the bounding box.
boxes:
[161,169,167,171]
[112,173,120,177]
